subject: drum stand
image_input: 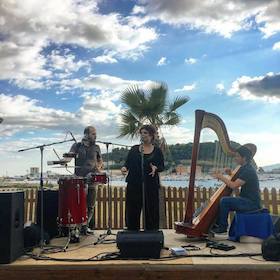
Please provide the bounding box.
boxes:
[58,221,81,249]
[18,137,75,254]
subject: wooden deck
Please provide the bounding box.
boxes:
[0,230,279,280]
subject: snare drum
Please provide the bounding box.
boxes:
[89,173,107,184]
[58,177,87,227]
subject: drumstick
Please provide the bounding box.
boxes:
[53,148,62,160]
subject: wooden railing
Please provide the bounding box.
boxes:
[1,186,280,229]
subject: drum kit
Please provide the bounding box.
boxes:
[49,154,108,244]
[56,173,107,244]
[18,135,128,251]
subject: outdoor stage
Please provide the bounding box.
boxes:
[0,230,279,280]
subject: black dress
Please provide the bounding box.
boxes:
[124,145,164,230]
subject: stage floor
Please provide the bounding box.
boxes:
[1,230,279,280]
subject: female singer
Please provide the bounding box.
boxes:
[121,125,164,231]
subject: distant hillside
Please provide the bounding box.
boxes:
[106,141,241,170]
[261,163,280,172]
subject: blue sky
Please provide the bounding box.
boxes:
[0,0,280,175]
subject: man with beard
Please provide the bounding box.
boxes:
[64,126,103,240]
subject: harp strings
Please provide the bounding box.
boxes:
[213,141,234,173]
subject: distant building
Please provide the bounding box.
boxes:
[187,165,202,176]
[176,164,202,175]
[271,168,280,174]
[176,164,187,175]
[46,170,59,178]
[30,167,39,176]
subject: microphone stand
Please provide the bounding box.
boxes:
[94,140,131,245]
[18,138,75,252]
[140,140,146,230]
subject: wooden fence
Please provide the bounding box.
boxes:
[1,186,280,229]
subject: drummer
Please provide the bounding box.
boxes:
[64,126,103,235]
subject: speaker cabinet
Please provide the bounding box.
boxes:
[116,230,164,259]
[0,191,24,264]
[37,190,59,239]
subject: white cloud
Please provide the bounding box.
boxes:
[0,93,77,134]
[138,0,280,38]
[0,75,156,137]
[185,57,197,64]
[0,90,123,138]
[231,131,280,166]
[272,41,280,50]
[1,0,158,52]
[228,72,280,103]
[93,55,118,64]
[0,0,158,88]
[0,92,106,135]
[15,79,46,90]
[0,40,51,87]
[132,5,146,15]
[161,126,193,144]
[175,83,196,92]
[216,83,225,92]
[48,50,89,72]
[78,94,122,128]
[157,57,167,66]
[60,74,154,97]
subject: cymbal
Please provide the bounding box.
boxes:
[63,152,76,158]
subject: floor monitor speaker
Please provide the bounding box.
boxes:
[116,230,164,259]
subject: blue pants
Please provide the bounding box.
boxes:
[217,197,259,228]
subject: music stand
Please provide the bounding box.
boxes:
[18,137,75,253]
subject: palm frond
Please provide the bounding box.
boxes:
[168,96,189,112]
[163,111,177,122]
[148,82,168,115]
[118,111,142,138]
[118,124,138,138]
[120,85,146,117]
[163,114,180,126]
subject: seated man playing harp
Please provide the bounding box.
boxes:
[211,144,261,234]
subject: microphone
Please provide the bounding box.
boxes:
[140,136,145,144]
[47,160,67,165]
[69,131,77,143]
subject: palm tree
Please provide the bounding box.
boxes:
[119,82,189,143]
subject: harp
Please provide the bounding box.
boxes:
[174,109,239,237]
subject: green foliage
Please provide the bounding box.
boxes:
[119,82,189,138]
[105,141,239,169]
[109,147,130,164]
